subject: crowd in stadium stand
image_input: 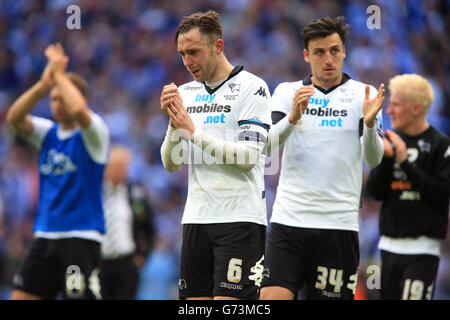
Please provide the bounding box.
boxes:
[0,0,448,299]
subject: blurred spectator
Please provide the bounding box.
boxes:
[101,145,156,300]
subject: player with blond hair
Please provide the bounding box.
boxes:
[367,74,450,300]
[260,16,385,300]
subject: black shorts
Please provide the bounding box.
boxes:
[380,250,440,300]
[179,222,266,299]
[261,223,359,300]
[101,254,139,300]
[13,237,102,300]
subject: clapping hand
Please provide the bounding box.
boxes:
[44,43,69,77]
[363,83,385,128]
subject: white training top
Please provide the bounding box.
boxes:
[101,181,136,259]
[270,75,383,232]
[165,67,272,226]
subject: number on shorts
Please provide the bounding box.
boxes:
[329,268,344,293]
[425,282,434,300]
[315,266,344,293]
[315,266,328,290]
[227,258,243,283]
[402,279,424,300]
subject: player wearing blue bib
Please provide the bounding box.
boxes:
[6,43,110,300]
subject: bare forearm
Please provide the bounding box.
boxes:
[54,72,91,128]
[6,80,48,126]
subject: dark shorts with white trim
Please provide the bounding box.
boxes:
[13,237,102,300]
[179,222,266,299]
[261,222,359,300]
[380,250,439,300]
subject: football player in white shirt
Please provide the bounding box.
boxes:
[160,11,271,300]
[260,16,385,300]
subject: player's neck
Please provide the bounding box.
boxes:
[59,120,77,131]
[311,74,342,89]
[207,56,234,84]
[403,119,429,137]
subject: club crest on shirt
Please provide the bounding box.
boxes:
[229,83,241,92]
[339,87,355,97]
[40,149,77,176]
[417,139,431,153]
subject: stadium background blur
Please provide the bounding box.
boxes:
[0,0,448,300]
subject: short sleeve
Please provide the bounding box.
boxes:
[80,111,110,164]
[237,78,272,125]
[270,82,294,114]
[236,77,272,151]
[26,116,53,149]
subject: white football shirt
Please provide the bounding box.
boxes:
[270,74,383,231]
[177,66,272,226]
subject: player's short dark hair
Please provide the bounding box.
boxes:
[174,10,223,46]
[301,16,350,50]
[66,72,88,97]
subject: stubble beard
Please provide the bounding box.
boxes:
[318,74,339,86]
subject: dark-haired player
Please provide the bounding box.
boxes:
[160,11,271,300]
[260,16,385,300]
